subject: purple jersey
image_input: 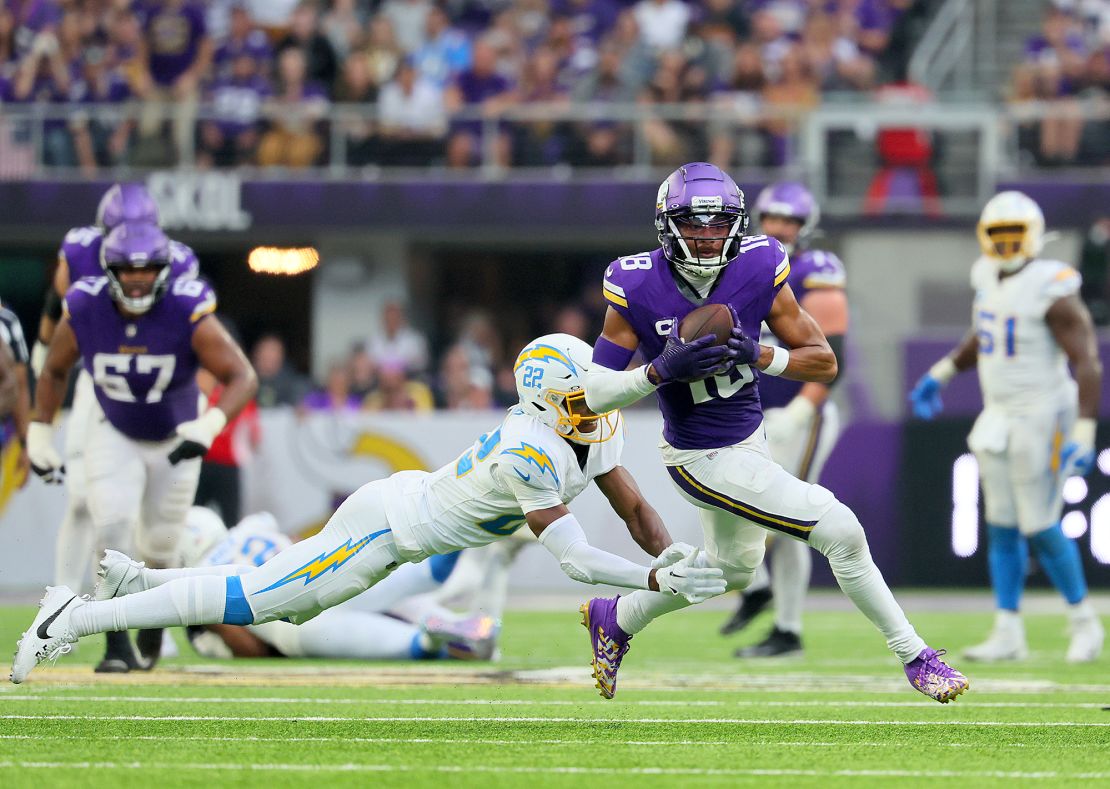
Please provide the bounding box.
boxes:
[59,226,200,283]
[602,238,790,449]
[64,276,216,441]
[758,248,846,409]
[135,1,208,86]
[214,30,272,78]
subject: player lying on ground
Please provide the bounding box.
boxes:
[580,162,969,703]
[159,507,497,661]
[910,190,1104,663]
[12,333,725,683]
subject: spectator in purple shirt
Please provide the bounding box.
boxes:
[444,37,517,168]
[135,0,214,164]
[200,51,270,168]
[213,4,271,81]
[258,46,328,168]
[71,45,136,169]
[5,0,61,60]
[8,29,77,168]
[1011,6,1089,166]
[302,360,363,413]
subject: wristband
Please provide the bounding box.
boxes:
[928,356,958,385]
[1071,418,1096,449]
[762,346,790,377]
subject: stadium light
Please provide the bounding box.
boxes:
[248,246,319,275]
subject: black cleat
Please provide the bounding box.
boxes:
[135,629,164,670]
[720,587,773,635]
[734,626,804,658]
[94,630,143,673]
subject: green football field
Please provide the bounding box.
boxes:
[0,599,1107,788]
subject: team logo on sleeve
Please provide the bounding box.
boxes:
[502,443,560,485]
[256,529,389,592]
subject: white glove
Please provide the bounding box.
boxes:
[651,541,699,569]
[168,408,227,465]
[763,396,816,448]
[30,341,48,379]
[27,421,64,484]
[654,548,726,604]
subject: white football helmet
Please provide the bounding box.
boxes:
[179,506,227,567]
[513,333,620,444]
[976,191,1045,273]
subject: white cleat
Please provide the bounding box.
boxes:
[963,612,1029,662]
[93,550,146,601]
[1066,615,1104,664]
[11,586,84,684]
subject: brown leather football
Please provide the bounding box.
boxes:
[679,303,732,346]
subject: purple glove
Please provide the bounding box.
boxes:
[650,322,734,383]
[726,304,760,366]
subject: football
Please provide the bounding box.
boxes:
[679,303,733,346]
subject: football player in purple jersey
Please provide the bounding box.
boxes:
[579,163,968,702]
[27,223,256,673]
[31,184,201,671]
[723,182,850,659]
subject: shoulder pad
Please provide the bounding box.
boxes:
[798,250,847,289]
[167,277,218,324]
[603,251,658,309]
[170,241,200,280]
[499,439,563,490]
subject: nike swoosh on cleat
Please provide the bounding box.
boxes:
[36,596,76,639]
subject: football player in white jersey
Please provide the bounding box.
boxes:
[911,191,1104,663]
[12,334,725,683]
[170,508,496,661]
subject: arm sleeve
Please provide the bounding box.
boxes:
[537,513,651,589]
[584,364,657,413]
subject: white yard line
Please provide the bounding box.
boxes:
[1,714,1107,727]
[0,761,1108,779]
[0,694,1105,710]
[0,734,1084,748]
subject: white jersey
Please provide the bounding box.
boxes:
[384,408,625,561]
[200,515,293,570]
[970,256,1080,413]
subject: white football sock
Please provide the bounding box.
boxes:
[809,502,925,663]
[71,576,228,637]
[771,537,811,635]
[139,564,247,591]
[616,590,691,635]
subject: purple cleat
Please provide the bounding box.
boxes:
[580,596,632,699]
[904,647,970,703]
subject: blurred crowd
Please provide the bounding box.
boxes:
[252,294,606,413]
[1010,2,1110,168]
[0,0,926,172]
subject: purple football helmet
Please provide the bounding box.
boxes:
[655,163,749,277]
[754,182,819,248]
[100,223,172,314]
[96,183,161,231]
